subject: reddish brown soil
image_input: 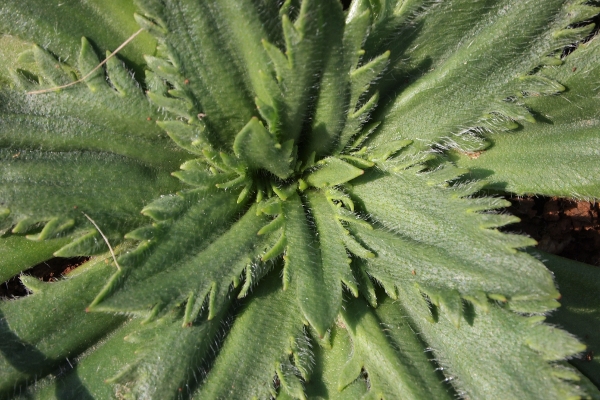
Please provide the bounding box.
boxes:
[507,197,600,266]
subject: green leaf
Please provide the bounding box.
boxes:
[194,273,306,399]
[454,34,600,199]
[108,306,227,399]
[341,297,453,399]
[0,0,156,78]
[536,250,600,389]
[304,326,368,399]
[233,117,295,179]
[389,284,586,399]
[0,234,71,282]
[0,149,178,252]
[136,0,271,145]
[89,191,272,324]
[0,1,598,398]
[282,193,338,337]
[350,167,559,309]
[368,0,598,153]
[305,157,364,188]
[0,256,125,396]
[303,1,346,157]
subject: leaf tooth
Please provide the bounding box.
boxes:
[507,298,561,314]
[141,194,186,221]
[517,75,566,96]
[258,214,285,236]
[20,275,47,294]
[342,234,375,260]
[12,217,40,234]
[172,169,230,189]
[262,232,287,262]
[350,121,381,151]
[334,90,379,151]
[78,37,106,92]
[117,240,155,269]
[32,45,73,87]
[481,113,520,131]
[339,155,375,169]
[87,268,125,311]
[375,276,397,300]
[272,182,298,201]
[487,293,508,302]
[551,24,596,47]
[238,266,254,299]
[105,51,142,97]
[462,290,490,313]
[305,157,364,188]
[490,100,536,124]
[425,166,468,187]
[258,197,283,216]
[26,216,75,241]
[215,175,248,189]
[343,9,370,72]
[255,95,280,134]
[325,188,355,211]
[352,260,378,307]
[438,290,463,328]
[525,324,586,362]
[282,14,301,62]
[366,139,413,163]
[141,303,164,324]
[283,255,292,290]
[540,56,563,66]
[550,364,581,381]
[464,197,511,213]
[133,12,168,38]
[262,39,289,82]
[219,151,246,174]
[476,212,521,229]
[9,69,36,90]
[276,360,307,400]
[207,282,221,321]
[105,363,136,385]
[144,55,181,83]
[237,182,253,204]
[490,231,538,252]
[124,224,161,241]
[418,286,441,307]
[201,149,233,173]
[182,291,196,327]
[147,92,193,119]
[336,209,373,230]
[338,353,364,391]
[526,315,547,325]
[54,230,105,257]
[291,331,313,380]
[349,50,390,108]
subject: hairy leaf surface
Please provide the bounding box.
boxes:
[455,35,600,199]
[0,0,598,399]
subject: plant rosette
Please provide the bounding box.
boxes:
[0,1,599,399]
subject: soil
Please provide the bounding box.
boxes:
[506,197,600,266]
